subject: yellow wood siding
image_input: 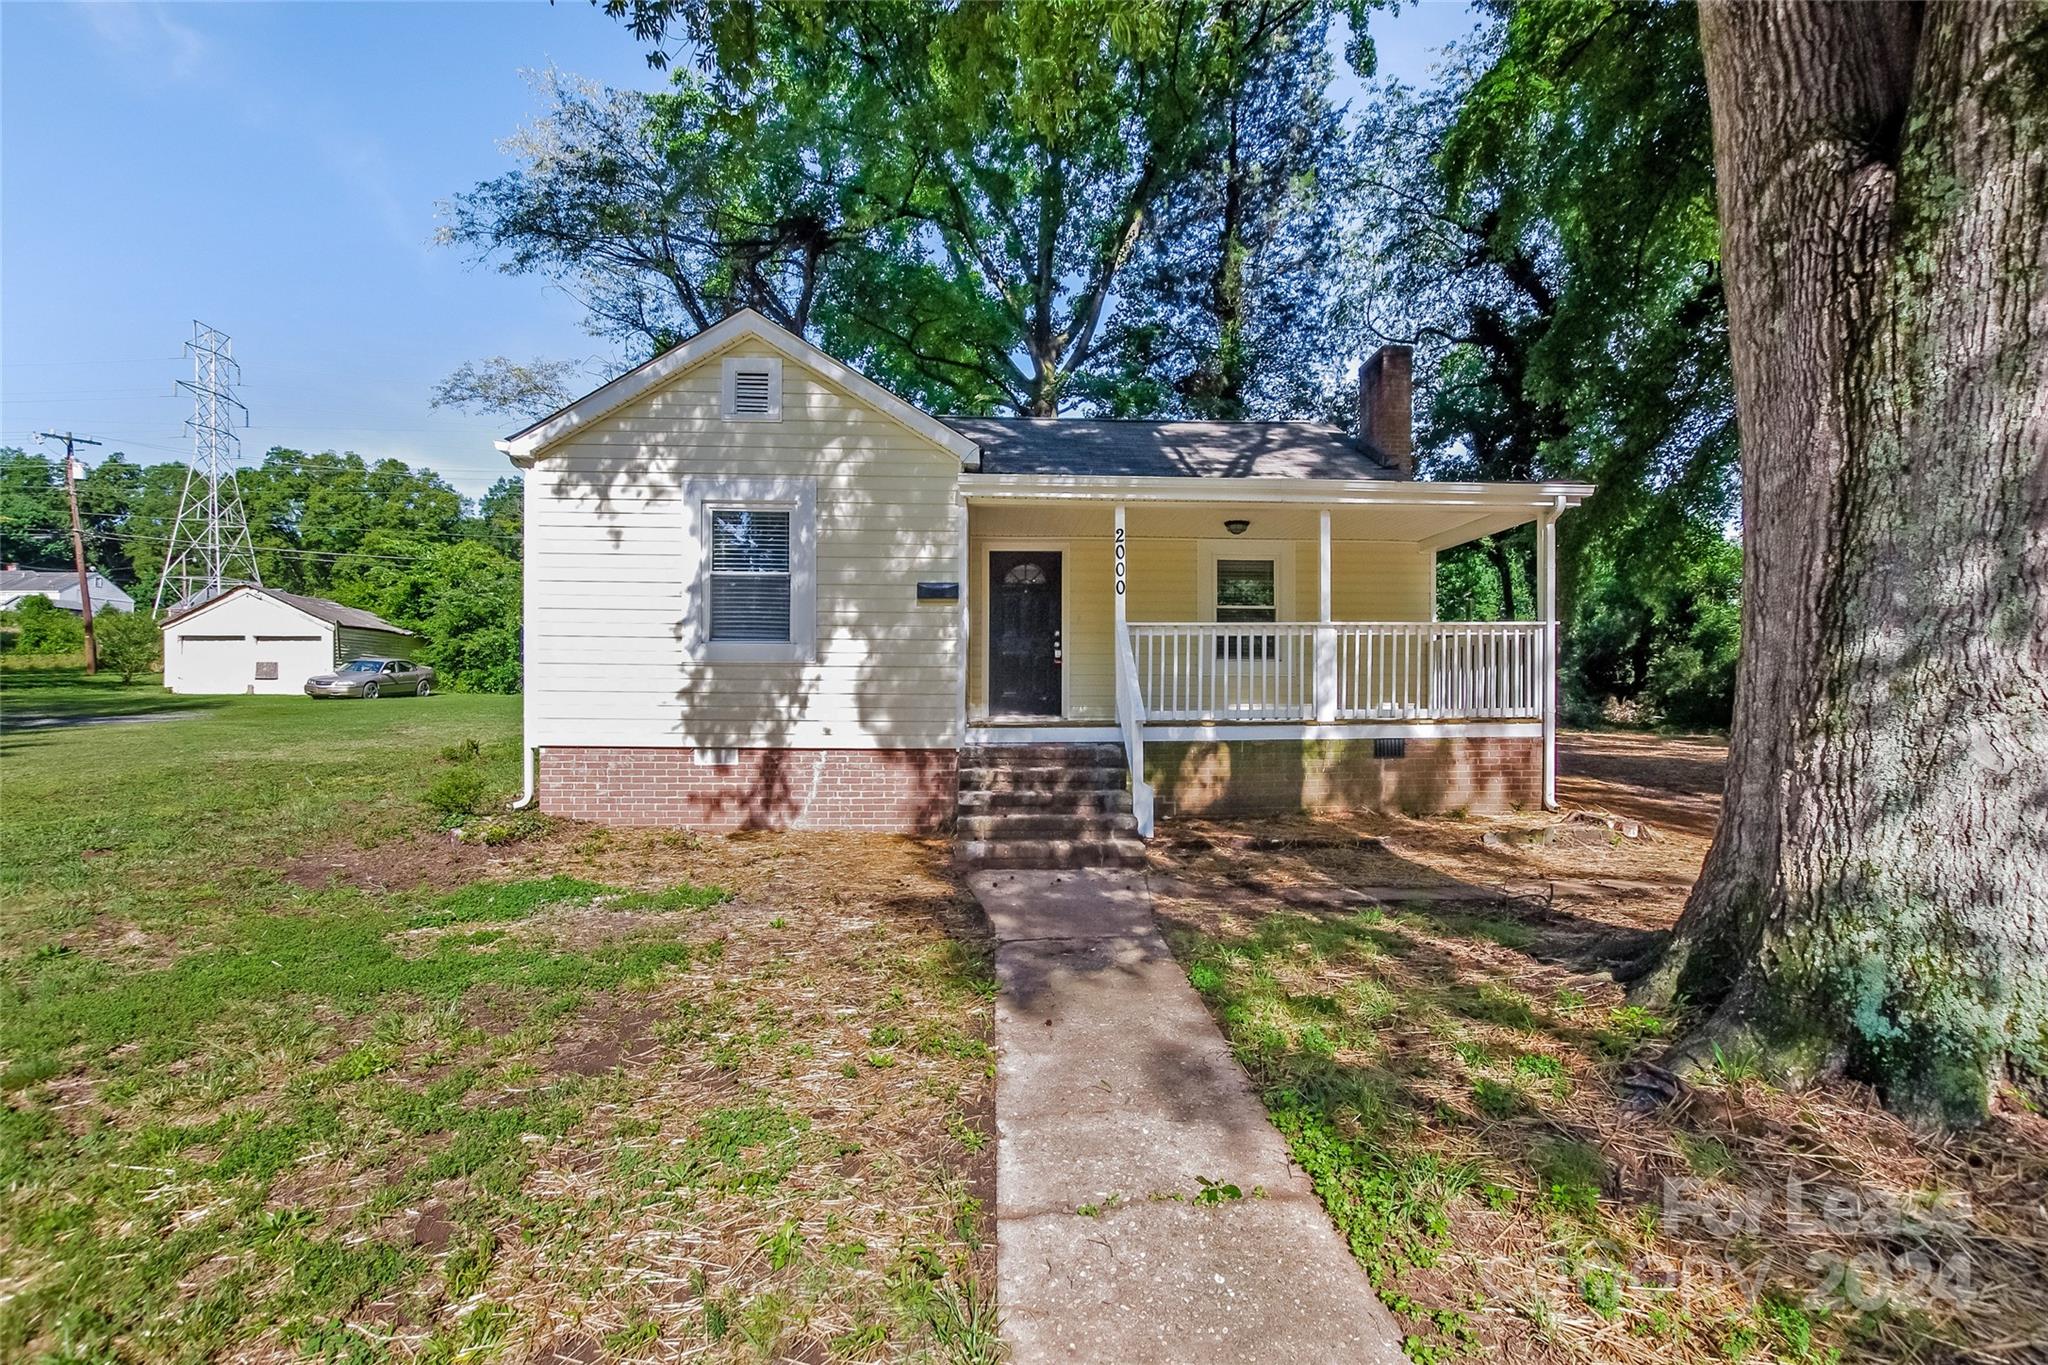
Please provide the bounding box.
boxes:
[526,340,965,750]
[966,504,1434,721]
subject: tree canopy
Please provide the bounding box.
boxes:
[448,0,1369,417]
[0,446,523,693]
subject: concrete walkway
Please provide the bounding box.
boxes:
[969,868,1408,1364]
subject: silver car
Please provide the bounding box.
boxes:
[304,657,435,699]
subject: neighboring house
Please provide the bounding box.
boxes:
[161,586,417,695]
[501,310,1591,855]
[0,565,135,615]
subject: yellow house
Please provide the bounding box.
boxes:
[500,311,1590,864]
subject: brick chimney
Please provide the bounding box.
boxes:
[1358,344,1414,478]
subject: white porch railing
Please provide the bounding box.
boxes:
[1113,623,1157,837]
[1126,620,1545,723]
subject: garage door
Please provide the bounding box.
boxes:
[174,635,248,695]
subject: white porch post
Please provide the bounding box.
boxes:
[1314,507,1338,722]
[1537,507,1558,808]
[955,492,970,744]
[1114,502,1128,633]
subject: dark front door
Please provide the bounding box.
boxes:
[989,550,1062,717]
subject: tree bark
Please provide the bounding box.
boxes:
[1634,0,2048,1122]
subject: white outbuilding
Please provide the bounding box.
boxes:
[161,586,418,695]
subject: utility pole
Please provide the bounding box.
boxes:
[34,430,104,674]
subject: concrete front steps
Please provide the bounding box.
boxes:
[955,743,1146,870]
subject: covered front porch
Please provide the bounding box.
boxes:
[957,474,1592,833]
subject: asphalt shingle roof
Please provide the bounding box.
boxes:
[942,418,1401,480]
[0,569,80,592]
[165,585,413,635]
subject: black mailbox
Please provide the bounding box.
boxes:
[917,581,961,602]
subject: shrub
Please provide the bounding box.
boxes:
[423,766,495,817]
[439,736,484,764]
[8,596,84,655]
[92,608,161,682]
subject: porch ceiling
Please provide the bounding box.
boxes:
[966,495,1562,549]
[960,474,1592,549]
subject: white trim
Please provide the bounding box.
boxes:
[966,724,1122,745]
[1537,508,1559,809]
[719,355,783,421]
[520,722,1540,751]
[162,584,413,637]
[1197,538,1298,623]
[961,472,1594,508]
[1144,721,1543,742]
[954,492,970,747]
[499,308,979,465]
[977,539,1071,720]
[683,475,818,664]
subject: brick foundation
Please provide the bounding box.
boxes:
[540,747,958,832]
[1144,737,1541,817]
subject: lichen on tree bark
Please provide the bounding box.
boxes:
[1631,0,2048,1123]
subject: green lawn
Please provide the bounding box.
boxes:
[0,668,997,1363]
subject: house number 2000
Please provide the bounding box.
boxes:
[1114,526,1126,596]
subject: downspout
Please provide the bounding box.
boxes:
[508,443,540,810]
[512,741,539,810]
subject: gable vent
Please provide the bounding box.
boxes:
[721,356,783,420]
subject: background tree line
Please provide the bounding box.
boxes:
[443,0,1741,728]
[0,446,523,692]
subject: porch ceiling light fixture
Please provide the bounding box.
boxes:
[1224,518,1251,536]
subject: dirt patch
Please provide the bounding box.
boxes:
[281,831,554,894]
[409,1198,455,1254]
[537,1333,603,1365]
[545,1001,665,1079]
[1557,728,1725,838]
[60,917,184,970]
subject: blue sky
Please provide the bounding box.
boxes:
[2,0,1478,499]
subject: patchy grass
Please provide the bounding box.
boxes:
[0,675,995,1362]
[1152,733,2048,1365]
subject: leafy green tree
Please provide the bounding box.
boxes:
[5,596,85,655]
[458,1,1372,416]
[1637,0,2048,1121]
[91,608,161,684]
[1362,0,1736,710]
[431,357,582,421]
[329,535,523,693]
[470,478,524,549]
[1081,6,1361,419]
[0,449,68,568]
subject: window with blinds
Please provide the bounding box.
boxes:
[709,508,792,642]
[1216,558,1278,658]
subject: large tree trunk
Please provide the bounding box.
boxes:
[1633,1,2048,1122]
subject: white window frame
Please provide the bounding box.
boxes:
[1196,539,1297,622]
[720,355,784,421]
[685,475,817,663]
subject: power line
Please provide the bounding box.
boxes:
[58,526,517,566]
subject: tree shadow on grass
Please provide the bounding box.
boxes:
[0,663,220,727]
[1146,828,2047,1364]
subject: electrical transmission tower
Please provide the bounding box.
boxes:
[155,321,260,612]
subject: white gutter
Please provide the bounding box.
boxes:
[959,472,1596,508]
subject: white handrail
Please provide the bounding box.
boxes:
[1114,622,1156,838]
[1128,620,1544,724]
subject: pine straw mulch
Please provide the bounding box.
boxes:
[1145,733,2048,1365]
